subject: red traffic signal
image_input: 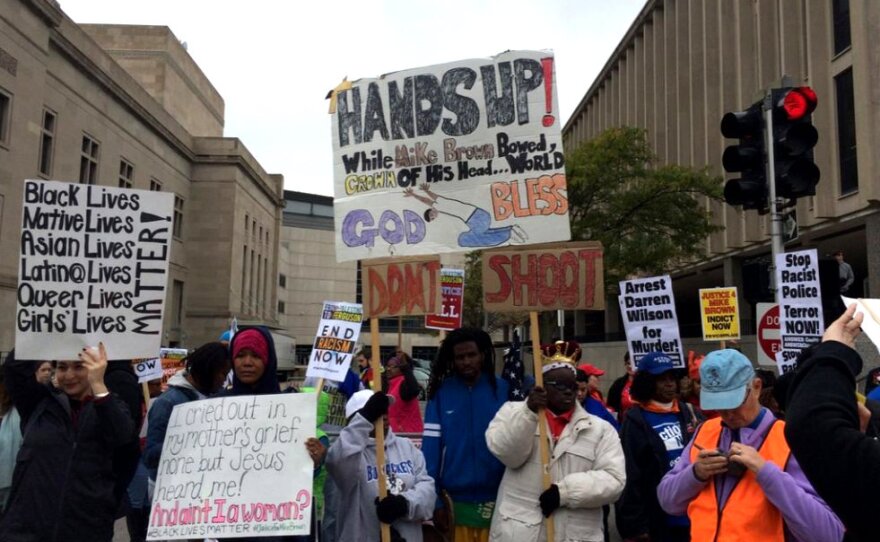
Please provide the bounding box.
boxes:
[778,87,818,121]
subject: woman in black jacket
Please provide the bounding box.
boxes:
[0,345,134,542]
[615,352,702,542]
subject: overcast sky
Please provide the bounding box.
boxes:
[60,0,644,196]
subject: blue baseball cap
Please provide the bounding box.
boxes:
[700,349,756,410]
[637,352,677,375]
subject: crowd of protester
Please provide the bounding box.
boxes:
[0,305,878,542]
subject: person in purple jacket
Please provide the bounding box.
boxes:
[656,349,844,542]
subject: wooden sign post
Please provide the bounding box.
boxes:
[529,310,554,541]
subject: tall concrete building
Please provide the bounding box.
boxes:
[0,0,284,354]
[563,0,879,339]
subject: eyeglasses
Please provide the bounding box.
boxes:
[544,380,577,392]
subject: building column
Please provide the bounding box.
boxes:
[723,256,752,334]
[866,212,880,298]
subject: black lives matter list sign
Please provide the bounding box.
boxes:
[16,180,174,360]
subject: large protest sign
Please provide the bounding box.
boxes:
[425,268,465,330]
[331,51,571,262]
[482,242,604,312]
[16,180,173,360]
[362,255,441,318]
[147,393,317,540]
[699,287,740,341]
[775,249,823,374]
[619,275,684,367]
[306,301,363,382]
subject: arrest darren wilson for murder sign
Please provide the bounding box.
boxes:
[619,275,684,368]
[148,394,317,540]
[16,180,173,360]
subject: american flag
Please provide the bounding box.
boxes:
[502,330,527,401]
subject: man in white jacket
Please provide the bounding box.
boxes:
[486,344,626,542]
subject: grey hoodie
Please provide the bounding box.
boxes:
[326,414,435,542]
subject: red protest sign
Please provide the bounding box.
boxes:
[425,268,465,330]
[482,241,604,312]
[363,256,442,319]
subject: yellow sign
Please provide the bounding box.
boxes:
[699,287,740,341]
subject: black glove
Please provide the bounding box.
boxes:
[375,494,409,524]
[359,392,390,423]
[390,525,406,542]
[539,484,560,517]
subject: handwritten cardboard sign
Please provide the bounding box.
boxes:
[481,242,604,312]
[699,287,740,341]
[147,394,317,540]
[306,301,363,382]
[425,268,465,330]
[619,275,684,368]
[362,256,441,319]
[331,51,571,262]
[16,179,173,360]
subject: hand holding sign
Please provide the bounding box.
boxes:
[826,302,864,348]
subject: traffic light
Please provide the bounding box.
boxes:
[771,87,819,199]
[721,102,767,210]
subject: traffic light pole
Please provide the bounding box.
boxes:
[763,92,784,306]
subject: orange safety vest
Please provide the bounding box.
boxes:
[687,417,790,542]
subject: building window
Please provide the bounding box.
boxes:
[835,68,858,195]
[118,159,134,189]
[79,134,99,184]
[0,89,10,145]
[279,273,286,288]
[833,0,851,55]
[39,109,56,176]
[149,178,162,191]
[277,301,286,315]
[173,195,184,238]
[172,280,184,326]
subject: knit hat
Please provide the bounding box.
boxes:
[344,389,395,419]
[700,349,756,410]
[232,329,269,365]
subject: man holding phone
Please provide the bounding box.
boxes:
[656,350,844,542]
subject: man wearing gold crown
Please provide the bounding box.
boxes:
[485,341,626,541]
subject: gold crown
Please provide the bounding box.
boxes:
[541,340,580,365]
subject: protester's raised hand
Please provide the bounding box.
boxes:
[359,392,390,423]
[822,302,864,348]
[305,437,326,466]
[79,342,109,396]
[693,448,729,481]
[527,386,548,413]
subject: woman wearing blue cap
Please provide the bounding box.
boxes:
[615,351,703,542]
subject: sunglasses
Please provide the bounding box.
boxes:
[544,380,577,392]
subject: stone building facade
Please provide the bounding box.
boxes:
[562,0,879,340]
[0,0,283,354]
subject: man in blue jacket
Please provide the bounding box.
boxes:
[423,327,508,541]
